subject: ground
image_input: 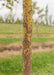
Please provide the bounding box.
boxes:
[0,23,54,57]
[0,41,54,57]
[0,23,54,75]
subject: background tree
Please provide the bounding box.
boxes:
[49,14,52,25]
[48,14,52,32]
[2,0,19,10]
[32,2,39,23]
[5,17,9,23]
[37,8,45,24]
[45,5,48,25]
[7,12,15,23]
[53,21,54,25]
[2,0,19,23]
[0,16,4,23]
[45,5,49,32]
[32,2,39,16]
[15,18,20,24]
[36,8,45,37]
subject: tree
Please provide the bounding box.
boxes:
[7,12,15,23]
[45,5,49,32]
[2,0,19,10]
[37,8,45,24]
[53,21,54,25]
[49,15,52,25]
[0,16,4,23]
[32,2,45,37]
[22,1,39,23]
[23,0,32,75]
[35,8,45,37]
[48,15,52,32]
[15,18,20,24]
[32,2,39,16]
[2,0,19,23]
[45,5,48,25]
[5,17,9,23]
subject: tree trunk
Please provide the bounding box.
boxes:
[23,0,32,75]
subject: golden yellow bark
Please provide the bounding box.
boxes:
[23,0,32,75]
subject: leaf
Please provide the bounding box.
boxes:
[6,5,12,9]
[7,0,11,2]
[37,9,44,14]
[2,3,5,6]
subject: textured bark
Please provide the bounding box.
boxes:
[23,0,32,75]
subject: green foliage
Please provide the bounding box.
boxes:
[32,2,45,24]
[32,2,39,15]
[0,16,4,23]
[7,0,11,2]
[2,0,19,11]
[15,18,23,24]
[6,5,12,9]
[2,3,5,6]
[37,9,44,14]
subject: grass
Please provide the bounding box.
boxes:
[0,32,54,35]
[0,23,23,32]
[33,32,54,35]
[0,23,54,36]
[32,37,54,42]
[0,32,22,34]
[0,51,54,75]
[0,23,54,34]
[0,38,22,44]
[0,37,54,44]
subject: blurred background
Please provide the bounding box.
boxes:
[0,0,54,75]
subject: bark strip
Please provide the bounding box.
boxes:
[23,0,32,75]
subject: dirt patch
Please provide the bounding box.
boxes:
[35,34,54,37]
[0,41,54,57]
[0,34,54,38]
[0,34,23,38]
